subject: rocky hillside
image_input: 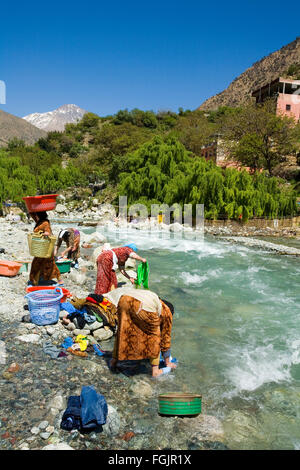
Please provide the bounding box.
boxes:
[198,37,300,111]
[0,109,46,146]
[23,104,87,132]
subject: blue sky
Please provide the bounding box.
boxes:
[0,0,299,117]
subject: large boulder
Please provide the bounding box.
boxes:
[81,232,106,246]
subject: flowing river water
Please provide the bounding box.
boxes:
[89,225,300,450]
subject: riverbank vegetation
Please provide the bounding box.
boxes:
[0,101,299,220]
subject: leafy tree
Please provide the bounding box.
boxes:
[221,100,298,175]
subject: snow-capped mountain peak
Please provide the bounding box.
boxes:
[23,104,87,132]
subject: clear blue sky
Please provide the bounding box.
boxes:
[0,0,299,117]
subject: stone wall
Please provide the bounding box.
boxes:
[205,216,300,230]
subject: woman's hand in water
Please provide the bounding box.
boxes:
[165,358,177,369]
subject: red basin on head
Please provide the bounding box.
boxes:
[22,194,59,212]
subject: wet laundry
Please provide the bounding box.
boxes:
[61,386,108,432]
[43,340,67,359]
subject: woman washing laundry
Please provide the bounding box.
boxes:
[95,243,146,295]
[54,228,80,268]
[104,287,177,378]
[29,212,63,286]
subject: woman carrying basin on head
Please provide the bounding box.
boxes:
[95,243,146,295]
[29,211,63,286]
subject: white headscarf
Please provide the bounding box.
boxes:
[58,229,69,240]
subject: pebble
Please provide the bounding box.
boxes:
[38,421,49,430]
[40,432,51,440]
[93,328,113,342]
[31,426,40,435]
[16,334,41,344]
[46,326,55,336]
[42,442,74,450]
[88,321,103,331]
[103,404,122,436]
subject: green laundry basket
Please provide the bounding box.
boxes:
[158,393,202,416]
[56,260,72,273]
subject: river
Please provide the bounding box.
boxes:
[88,225,300,450]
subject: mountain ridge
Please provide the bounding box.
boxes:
[198,37,300,110]
[0,109,46,146]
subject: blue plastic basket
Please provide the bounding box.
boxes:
[25,287,63,326]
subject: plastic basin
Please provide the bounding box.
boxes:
[0,260,23,277]
[158,393,202,416]
[22,194,58,212]
[26,286,71,303]
[56,260,72,273]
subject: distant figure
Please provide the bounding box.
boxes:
[29,212,63,286]
[95,243,146,295]
[54,228,81,268]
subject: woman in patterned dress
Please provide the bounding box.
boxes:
[95,243,146,295]
[54,228,81,267]
[29,212,62,286]
[106,288,176,377]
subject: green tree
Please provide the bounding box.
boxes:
[221,100,298,175]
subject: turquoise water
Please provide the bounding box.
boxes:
[92,226,300,449]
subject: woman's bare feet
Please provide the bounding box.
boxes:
[62,316,70,325]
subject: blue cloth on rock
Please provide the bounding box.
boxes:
[60,396,82,431]
[80,385,108,430]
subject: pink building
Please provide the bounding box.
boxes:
[252,77,300,121]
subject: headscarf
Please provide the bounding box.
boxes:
[58,229,70,240]
[123,243,138,252]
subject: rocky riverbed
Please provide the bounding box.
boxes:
[0,217,227,451]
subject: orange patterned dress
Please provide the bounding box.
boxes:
[112,296,173,362]
[29,220,61,285]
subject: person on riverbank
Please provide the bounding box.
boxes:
[54,228,80,268]
[104,287,176,378]
[95,243,146,295]
[29,212,63,286]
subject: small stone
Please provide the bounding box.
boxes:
[42,442,74,450]
[45,426,54,435]
[121,431,135,442]
[130,380,153,398]
[103,405,121,436]
[7,362,21,373]
[46,326,55,336]
[40,432,51,440]
[38,421,49,430]
[2,372,13,380]
[66,323,76,331]
[47,394,66,412]
[86,335,97,345]
[73,329,90,337]
[93,328,113,342]
[88,321,103,331]
[16,334,40,344]
[31,426,40,435]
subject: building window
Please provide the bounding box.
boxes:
[286,104,291,111]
